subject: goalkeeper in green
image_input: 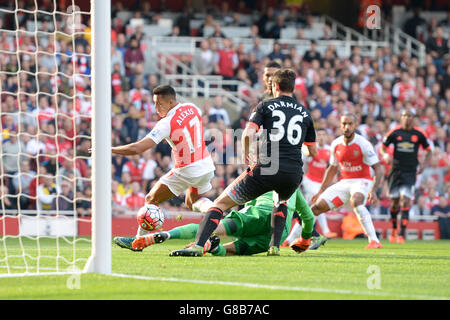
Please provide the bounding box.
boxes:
[114,189,314,256]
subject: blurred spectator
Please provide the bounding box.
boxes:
[0,185,16,210]
[124,36,144,79]
[123,105,140,142]
[52,181,74,211]
[36,175,58,210]
[214,38,238,81]
[117,172,133,197]
[112,155,129,182]
[12,159,35,208]
[303,40,321,63]
[76,186,92,216]
[431,195,450,239]
[209,96,231,126]
[175,6,192,36]
[403,7,426,39]
[257,6,276,38]
[420,154,447,194]
[268,41,285,62]
[122,181,146,211]
[197,14,215,38]
[211,24,226,38]
[167,25,181,37]
[123,154,146,185]
[268,14,286,39]
[425,27,449,75]
[2,131,25,180]
[57,157,83,192]
[410,195,432,216]
[192,39,215,76]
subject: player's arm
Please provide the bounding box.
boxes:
[302,143,317,158]
[418,133,433,174]
[242,122,259,165]
[380,131,394,163]
[112,137,156,156]
[243,103,264,165]
[311,164,339,204]
[294,190,314,239]
[368,162,382,204]
[302,120,317,158]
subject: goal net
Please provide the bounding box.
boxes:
[0,0,111,276]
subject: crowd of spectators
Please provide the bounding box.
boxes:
[0,1,449,237]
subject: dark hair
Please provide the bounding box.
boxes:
[265,60,281,69]
[153,85,176,100]
[271,68,296,93]
[341,113,358,122]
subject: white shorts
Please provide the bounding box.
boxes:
[389,185,415,200]
[301,175,321,202]
[319,178,373,210]
[160,170,215,196]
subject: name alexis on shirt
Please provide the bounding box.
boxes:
[176,108,195,125]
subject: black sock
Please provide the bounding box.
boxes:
[312,223,320,237]
[195,207,223,247]
[399,209,409,237]
[390,209,399,230]
[269,203,287,249]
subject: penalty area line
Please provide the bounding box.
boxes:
[109,273,449,300]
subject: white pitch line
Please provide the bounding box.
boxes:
[0,271,448,300]
[109,273,449,300]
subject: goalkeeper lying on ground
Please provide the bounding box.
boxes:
[114,189,314,256]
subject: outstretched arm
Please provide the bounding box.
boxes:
[112,138,156,156]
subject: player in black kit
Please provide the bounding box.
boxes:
[170,69,317,257]
[380,109,432,243]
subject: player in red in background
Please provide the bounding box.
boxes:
[282,128,337,248]
[111,85,216,240]
[310,114,383,249]
[379,109,432,244]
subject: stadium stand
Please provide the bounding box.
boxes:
[0,0,449,238]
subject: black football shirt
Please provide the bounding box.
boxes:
[382,126,431,172]
[248,95,316,173]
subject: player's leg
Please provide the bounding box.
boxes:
[131,221,229,251]
[389,197,400,242]
[185,171,215,213]
[171,165,271,257]
[397,185,413,243]
[387,171,401,242]
[282,214,301,247]
[349,185,381,248]
[268,173,304,255]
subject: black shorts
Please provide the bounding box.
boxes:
[227,164,303,205]
[387,169,416,198]
[388,169,416,190]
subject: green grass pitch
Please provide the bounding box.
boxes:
[0,237,449,300]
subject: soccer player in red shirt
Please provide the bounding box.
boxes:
[309,114,383,249]
[111,85,216,240]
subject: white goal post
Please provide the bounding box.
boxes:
[0,0,111,276]
[83,0,112,274]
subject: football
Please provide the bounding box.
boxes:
[136,204,165,231]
